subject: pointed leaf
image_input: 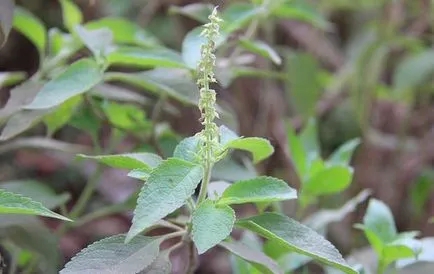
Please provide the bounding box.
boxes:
[86,17,160,47]
[12,7,46,56]
[219,241,283,274]
[224,137,274,164]
[60,235,160,274]
[218,176,297,205]
[362,198,397,243]
[25,59,103,109]
[59,0,83,31]
[141,250,172,274]
[126,158,203,242]
[192,200,235,254]
[239,39,281,65]
[328,138,361,166]
[1,180,70,209]
[237,213,357,274]
[107,47,187,69]
[0,189,71,221]
[43,95,82,135]
[77,153,162,171]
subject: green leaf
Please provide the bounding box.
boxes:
[286,53,322,121]
[328,138,361,166]
[169,3,213,23]
[0,180,70,209]
[218,176,297,205]
[0,189,71,221]
[0,0,14,47]
[224,137,274,164]
[192,200,235,254]
[12,7,46,56]
[299,118,320,166]
[239,39,281,65]
[102,101,150,131]
[107,47,187,69]
[173,136,200,163]
[86,17,160,47]
[382,239,420,266]
[0,71,26,88]
[59,0,83,31]
[74,25,113,58]
[142,250,172,274]
[220,241,283,274]
[362,198,397,243]
[60,235,161,274]
[25,59,103,109]
[91,83,148,105]
[126,158,203,242]
[105,68,198,105]
[286,123,306,177]
[237,213,357,274]
[393,50,434,92]
[77,152,162,171]
[302,166,353,196]
[182,26,227,69]
[212,156,257,182]
[127,169,150,181]
[43,95,82,135]
[0,81,43,123]
[221,3,264,33]
[273,1,330,30]
[0,109,50,141]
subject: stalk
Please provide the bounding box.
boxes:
[195,8,222,205]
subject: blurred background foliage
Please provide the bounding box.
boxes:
[0,0,433,273]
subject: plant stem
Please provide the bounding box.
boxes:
[196,161,213,205]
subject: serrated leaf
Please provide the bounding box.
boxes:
[173,136,200,162]
[60,235,160,274]
[43,95,82,135]
[224,137,274,164]
[220,241,283,274]
[74,25,113,58]
[77,153,162,171]
[0,0,14,47]
[239,39,281,65]
[362,198,397,243]
[12,7,46,56]
[218,176,297,205]
[286,53,322,121]
[0,180,70,209]
[25,59,103,109]
[169,3,213,23]
[86,17,160,47]
[182,26,227,69]
[328,138,361,166]
[237,213,357,274]
[192,200,235,254]
[393,50,434,92]
[126,158,203,242]
[105,68,198,105]
[141,250,172,274]
[273,1,330,30]
[302,165,353,196]
[107,47,187,69]
[59,0,83,31]
[0,189,71,221]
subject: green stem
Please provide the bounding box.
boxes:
[196,161,213,205]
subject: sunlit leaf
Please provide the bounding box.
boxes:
[77,153,162,171]
[12,7,46,56]
[224,137,274,164]
[59,0,83,31]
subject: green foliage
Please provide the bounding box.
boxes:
[0,189,71,221]
[12,7,46,57]
[77,153,162,171]
[192,200,235,254]
[224,137,274,164]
